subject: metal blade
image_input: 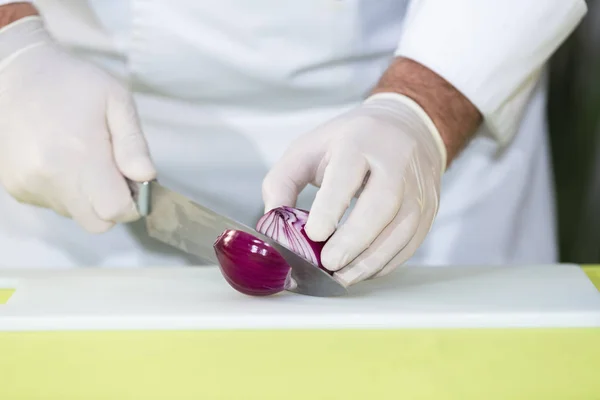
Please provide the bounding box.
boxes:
[131,180,347,297]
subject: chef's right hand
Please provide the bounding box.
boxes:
[0,16,156,233]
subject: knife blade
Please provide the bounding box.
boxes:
[130,180,347,297]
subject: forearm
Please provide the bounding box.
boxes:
[0,2,37,29]
[371,57,482,167]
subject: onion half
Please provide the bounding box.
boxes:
[214,229,294,296]
[213,206,330,296]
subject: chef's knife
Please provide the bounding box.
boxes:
[129,180,348,297]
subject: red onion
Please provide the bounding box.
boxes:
[213,207,330,296]
[213,229,295,296]
[256,206,326,268]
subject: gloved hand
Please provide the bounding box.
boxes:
[263,92,447,286]
[0,17,156,233]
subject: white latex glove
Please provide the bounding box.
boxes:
[263,93,447,286]
[0,17,156,233]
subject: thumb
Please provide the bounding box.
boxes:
[262,149,319,213]
[106,84,157,182]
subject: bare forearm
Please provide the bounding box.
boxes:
[0,2,38,29]
[372,57,482,167]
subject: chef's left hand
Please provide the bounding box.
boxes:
[262,92,447,287]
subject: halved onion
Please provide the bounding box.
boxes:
[213,206,329,296]
[214,229,294,296]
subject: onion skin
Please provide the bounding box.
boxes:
[214,229,293,296]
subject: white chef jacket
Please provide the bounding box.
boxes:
[0,0,587,268]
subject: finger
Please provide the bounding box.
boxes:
[320,169,404,271]
[3,175,51,208]
[262,149,320,213]
[64,188,114,234]
[373,190,438,279]
[333,195,421,286]
[304,148,368,242]
[83,143,140,223]
[8,179,66,215]
[13,191,51,209]
[47,197,69,217]
[106,84,157,182]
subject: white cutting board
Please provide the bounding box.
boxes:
[0,264,599,330]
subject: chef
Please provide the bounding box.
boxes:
[0,1,587,286]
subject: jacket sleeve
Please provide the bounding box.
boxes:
[395,0,587,146]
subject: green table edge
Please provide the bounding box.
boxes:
[582,264,600,291]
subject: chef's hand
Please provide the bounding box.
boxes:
[0,15,156,233]
[263,93,446,286]
[263,58,481,287]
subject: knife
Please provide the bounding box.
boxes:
[129,180,348,297]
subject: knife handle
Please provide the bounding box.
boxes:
[127,179,152,217]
